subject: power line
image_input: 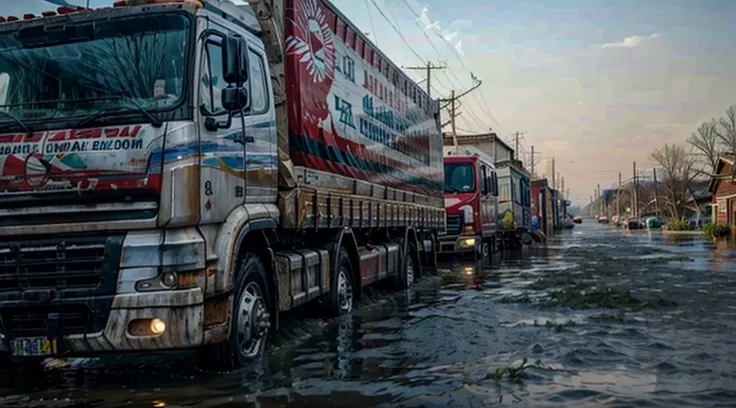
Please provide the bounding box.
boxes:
[368,0,454,97]
[365,0,378,47]
[397,0,499,127]
[368,0,425,67]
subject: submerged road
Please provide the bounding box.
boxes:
[2,222,736,407]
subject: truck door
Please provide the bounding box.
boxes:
[198,32,246,223]
[480,164,494,236]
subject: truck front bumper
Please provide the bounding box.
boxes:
[0,290,205,356]
[0,228,213,357]
[437,235,481,255]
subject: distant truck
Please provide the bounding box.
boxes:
[439,146,498,261]
[0,0,444,370]
[496,161,532,248]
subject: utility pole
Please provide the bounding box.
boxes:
[529,146,542,179]
[561,177,565,199]
[551,157,556,189]
[653,168,660,218]
[404,62,446,97]
[597,184,601,216]
[633,161,638,218]
[512,131,527,163]
[450,89,457,151]
[439,80,482,147]
[617,172,621,221]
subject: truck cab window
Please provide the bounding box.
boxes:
[0,72,8,108]
[203,39,226,115]
[248,49,268,114]
[480,165,489,195]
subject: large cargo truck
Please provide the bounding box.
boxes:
[0,0,444,370]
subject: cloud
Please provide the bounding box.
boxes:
[415,5,467,56]
[454,40,464,55]
[601,33,660,48]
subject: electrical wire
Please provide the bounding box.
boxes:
[368,0,426,65]
[397,0,498,128]
[365,0,379,47]
[398,0,500,127]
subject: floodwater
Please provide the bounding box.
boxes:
[2,222,736,407]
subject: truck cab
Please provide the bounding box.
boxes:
[439,152,498,260]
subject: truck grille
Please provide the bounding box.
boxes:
[1,304,92,338]
[0,235,108,292]
[446,215,462,235]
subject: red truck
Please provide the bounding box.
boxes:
[439,146,499,261]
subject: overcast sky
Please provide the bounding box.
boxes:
[9,0,736,205]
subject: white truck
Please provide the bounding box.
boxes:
[0,0,444,370]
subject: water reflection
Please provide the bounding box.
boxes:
[4,223,736,407]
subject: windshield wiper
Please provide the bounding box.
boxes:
[76,96,163,128]
[0,110,32,134]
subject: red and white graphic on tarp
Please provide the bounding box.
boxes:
[285,0,337,147]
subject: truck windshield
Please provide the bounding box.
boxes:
[0,13,190,128]
[444,162,475,193]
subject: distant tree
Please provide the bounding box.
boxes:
[687,119,720,175]
[649,143,698,220]
[716,105,736,160]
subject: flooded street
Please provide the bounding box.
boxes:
[3,222,736,407]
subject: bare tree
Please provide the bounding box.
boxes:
[716,105,736,158]
[649,143,698,220]
[687,119,720,175]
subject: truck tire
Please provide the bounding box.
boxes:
[481,239,492,266]
[395,242,417,290]
[325,247,355,317]
[197,254,271,372]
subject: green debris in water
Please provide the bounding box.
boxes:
[500,293,532,304]
[589,310,626,323]
[545,288,677,310]
[492,357,530,384]
[528,274,586,290]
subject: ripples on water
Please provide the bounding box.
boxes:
[2,223,736,407]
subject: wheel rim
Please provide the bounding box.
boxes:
[406,255,415,287]
[337,269,353,313]
[483,243,490,258]
[236,282,269,359]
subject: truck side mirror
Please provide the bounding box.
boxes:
[222,87,249,112]
[222,34,248,85]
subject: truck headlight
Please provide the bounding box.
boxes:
[459,205,473,224]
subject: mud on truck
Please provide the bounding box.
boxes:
[0,0,444,370]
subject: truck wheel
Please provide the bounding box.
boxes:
[395,242,417,290]
[481,240,492,265]
[197,254,271,372]
[326,247,354,317]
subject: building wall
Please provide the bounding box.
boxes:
[713,162,736,225]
